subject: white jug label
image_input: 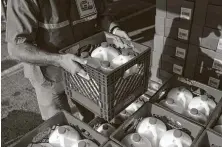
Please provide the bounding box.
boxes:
[175,47,186,59]
[180,8,192,20]
[212,58,222,71]
[217,38,222,51]
[173,64,183,75]
[208,77,220,89]
[178,28,189,40]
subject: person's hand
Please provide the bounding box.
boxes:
[113,28,133,49]
[58,54,87,75]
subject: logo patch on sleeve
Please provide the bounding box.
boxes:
[75,0,97,18]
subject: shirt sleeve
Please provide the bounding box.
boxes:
[6,0,39,45]
[96,0,119,32]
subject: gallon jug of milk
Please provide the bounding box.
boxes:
[136,117,167,147]
[160,98,186,114]
[188,95,216,117]
[72,139,98,147]
[159,129,192,147]
[91,42,120,62]
[185,108,207,123]
[49,125,81,147]
[166,87,193,109]
[214,125,222,134]
[121,133,152,147]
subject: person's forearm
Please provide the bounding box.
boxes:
[8,42,61,66]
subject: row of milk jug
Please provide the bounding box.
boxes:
[121,117,192,147]
[81,42,138,77]
[160,87,217,123]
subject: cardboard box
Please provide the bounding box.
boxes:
[197,47,222,72]
[184,44,199,79]
[205,5,222,30]
[161,54,185,76]
[155,16,192,42]
[192,0,209,26]
[190,25,222,51]
[194,130,222,147]
[154,34,189,60]
[167,0,194,20]
[156,0,167,17]
[194,66,222,90]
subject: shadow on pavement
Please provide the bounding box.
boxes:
[1,110,43,147]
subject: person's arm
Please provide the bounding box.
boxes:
[6,0,86,75]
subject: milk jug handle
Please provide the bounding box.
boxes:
[77,72,90,81]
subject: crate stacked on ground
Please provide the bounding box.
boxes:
[13,111,109,147]
[60,32,151,121]
[195,101,222,146]
[149,76,222,127]
[185,0,222,90]
[150,0,195,93]
[110,101,204,147]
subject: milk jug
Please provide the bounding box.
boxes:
[111,49,138,77]
[125,100,143,115]
[214,125,222,134]
[49,125,81,147]
[91,42,120,62]
[28,143,53,147]
[136,117,167,147]
[96,123,115,137]
[160,98,185,114]
[72,139,99,147]
[159,129,192,147]
[121,133,152,147]
[166,87,193,109]
[188,95,216,117]
[100,61,113,73]
[185,108,207,123]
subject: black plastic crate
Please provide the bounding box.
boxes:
[14,111,108,147]
[194,130,222,147]
[111,102,204,147]
[88,96,148,137]
[60,32,151,121]
[149,75,222,127]
[207,100,222,137]
[102,140,121,147]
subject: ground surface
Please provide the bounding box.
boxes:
[1,2,155,146]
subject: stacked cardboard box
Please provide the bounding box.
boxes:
[185,0,222,90]
[150,0,195,86]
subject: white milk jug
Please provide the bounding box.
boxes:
[160,98,186,114]
[100,61,113,73]
[188,95,216,117]
[185,108,207,123]
[214,125,222,134]
[96,123,115,137]
[121,133,152,147]
[91,42,120,62]
[159,129,192,147]
[167,87,193,109]
[72,139,98,147]
[136,117,167,147]
[125,100,144,115]
[49,125,81,147]
[111,49,138,77]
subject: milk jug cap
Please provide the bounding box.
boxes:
[132,134,141,142]
[78,141,87,147]
[122,49,130,56]
[166,98,174,104]
[102,124,109,130]
[58,127,66,134]
[190,108,198,115]
[173,130,182,138]
[101,42,108,48]
[200,95,208,101]
[81,52,89,58]
[149,117,157,125]
[100,61,110,68]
